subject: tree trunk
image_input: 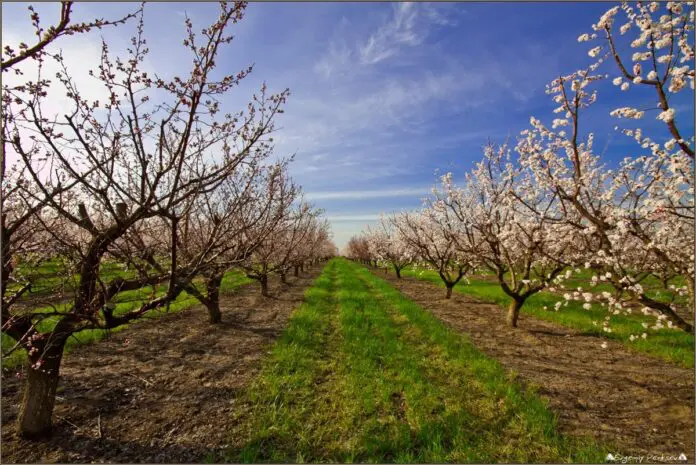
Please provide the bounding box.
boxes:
[686,277,695,317]
[18,341,65,439]
[205,274,223,324]
[394,266,401,279]
[294,265,299,277]
[260,275,269,297]
[280,271,288,285]
[206,301,222,324]
[507,297,525,328]
[639,295,694,333]
[445,285,453,299]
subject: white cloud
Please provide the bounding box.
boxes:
[314,40,352,78]
[2,31,108,115]
[2,30,109,169]
[327,214,383,222]
[360,3,419,65]
[358,3,458,66]
[314,3,462,77]
[306,186,430,200]
[279,69,485,157]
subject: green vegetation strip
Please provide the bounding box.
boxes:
[401,269,694,368]
[1,270,252,370]
[227,258,604,463]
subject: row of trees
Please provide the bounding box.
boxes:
[347,1,694,332]
[2,2,336,439]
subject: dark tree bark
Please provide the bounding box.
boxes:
[184,272,224,324]
[638,294,693,333]
[260,275,269,297]
[18,333,68,439]
[205,274,223,324]
[506,296,526,328]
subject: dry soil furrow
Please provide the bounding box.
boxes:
[1,267,323,463]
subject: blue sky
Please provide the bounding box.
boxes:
[3,2,693,248]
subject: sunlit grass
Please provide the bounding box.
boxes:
[226,258,606,463]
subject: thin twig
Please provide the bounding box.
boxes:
[56,415,79,430]
[127,372,154,387]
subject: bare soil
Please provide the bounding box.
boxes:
[372,269,695,460]
[1,267,322,463]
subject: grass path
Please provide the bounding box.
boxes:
[399,268,694,368]
[226,258,604,463]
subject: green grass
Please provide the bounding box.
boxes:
[8,258,142,299]
[1,270,252,370]
[400,268,694,368]
[225,258,606,463]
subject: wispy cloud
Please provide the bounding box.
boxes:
[314,3,462,75]
[360,3,421,65]
[327,214,383,222]
[306,186,430,201]
[314,40,352,78]
[359,3,461,65]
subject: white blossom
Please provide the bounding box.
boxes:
[610,107,645,119]
[656,108,675,123]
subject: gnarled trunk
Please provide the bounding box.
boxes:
[507,297,525,328]
[445,284,453,299]
[260,275,269,297]
[639,295,693,333]
[394,266,401,279]
[686,277,695,318]
[205,274,223,324]
[18,339,66,439]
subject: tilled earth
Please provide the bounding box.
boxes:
[1,268,321,463]
[372,269,695,461]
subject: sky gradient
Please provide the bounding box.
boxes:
[3,2,693,249]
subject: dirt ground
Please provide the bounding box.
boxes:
[372,270,695,460]
[1,267,322,463]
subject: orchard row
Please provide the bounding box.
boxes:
[346,1,694,335]
[1,2,336,439]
